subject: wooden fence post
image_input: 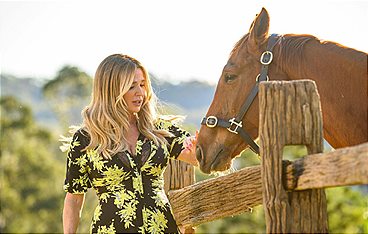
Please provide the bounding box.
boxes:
[259,80,328,233]
[164,160,195,233]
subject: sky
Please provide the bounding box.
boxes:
[0,0,367,85]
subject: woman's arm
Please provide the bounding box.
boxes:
[177,131,199,166]
[63,192,85,234]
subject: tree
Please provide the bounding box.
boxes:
[42,65,92,128]
[0,96,33,129]
[1,96,64,232]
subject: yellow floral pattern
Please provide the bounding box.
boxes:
[63,119,190,233]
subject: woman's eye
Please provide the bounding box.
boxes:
[224,74,237,83]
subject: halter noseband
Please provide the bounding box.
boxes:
[201,34,281,155]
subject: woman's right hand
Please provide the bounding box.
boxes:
[178,131,199,166]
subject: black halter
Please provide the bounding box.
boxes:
[201,34,281,155]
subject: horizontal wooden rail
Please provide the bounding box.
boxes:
[285,142,368,190]
[169,166,263,227]
[169,142,368,227]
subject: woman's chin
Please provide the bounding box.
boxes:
[127,107,142,115]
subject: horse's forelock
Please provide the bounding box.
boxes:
[229,34,249,58]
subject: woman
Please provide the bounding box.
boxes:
[62,54,198,234]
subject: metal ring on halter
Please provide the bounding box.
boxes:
[260,51,273,65]
[227,118,242,134]
[205,116,218,128]
[256,74,270,82]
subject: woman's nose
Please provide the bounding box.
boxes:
[136,86,145,96]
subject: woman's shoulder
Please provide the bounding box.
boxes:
[154,115,184,130]
[155,115,190,139]
[73,127,90,143]
[60,126,90,153]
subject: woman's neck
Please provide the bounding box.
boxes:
[126,115,140,155]
[128,113,138,126]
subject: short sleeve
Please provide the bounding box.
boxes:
[63,129,92,194]
[157,119,191,159]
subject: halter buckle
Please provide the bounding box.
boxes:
[256,74,270,82]
[260,51,273,65]
[227,118,242,134]
[205,116,218,128]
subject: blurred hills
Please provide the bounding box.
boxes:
[0,73,216,129]
[149,74,215,127]
[1,74,58,127]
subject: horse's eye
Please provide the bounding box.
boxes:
[224,74,237,83]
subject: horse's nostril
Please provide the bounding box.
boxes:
[196,146,203,163]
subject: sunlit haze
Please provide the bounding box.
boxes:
[0,0,367,85]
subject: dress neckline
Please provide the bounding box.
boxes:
[127,132,145,156]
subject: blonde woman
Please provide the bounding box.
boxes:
[62,54,198,234]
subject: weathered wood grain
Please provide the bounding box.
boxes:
[285,142,368,190]
[164,159,195,233]
[168,141,367,228]
[169,166,263,227]
[164,159,195,193]
[259,80,327,233]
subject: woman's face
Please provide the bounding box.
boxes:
[123,68,147,116]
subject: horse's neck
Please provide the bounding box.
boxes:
[290,42,367,148]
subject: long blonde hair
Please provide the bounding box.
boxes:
[81,54,171,159]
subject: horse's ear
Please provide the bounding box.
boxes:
[248,8,270,50]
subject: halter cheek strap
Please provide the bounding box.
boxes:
[201,34,282,155]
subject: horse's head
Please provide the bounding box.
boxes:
[196,8,289,173]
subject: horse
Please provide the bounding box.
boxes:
[196,7,367,174]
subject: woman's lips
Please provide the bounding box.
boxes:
[132,100,142,106]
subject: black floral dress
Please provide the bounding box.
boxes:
[63,119,190,234]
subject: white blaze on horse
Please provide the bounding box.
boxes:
[196,8,367,174]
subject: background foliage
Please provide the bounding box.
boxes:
[0,67,367,233]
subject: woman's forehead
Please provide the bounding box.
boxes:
[133,68,145,82]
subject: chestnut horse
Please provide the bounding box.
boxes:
[196,8,367,174]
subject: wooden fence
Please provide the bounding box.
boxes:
[164,80,368,233]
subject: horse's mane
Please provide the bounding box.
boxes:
[229,33,316,67]
[277,34,365,75]
[277,34,316,76]
[230,33,364,76]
